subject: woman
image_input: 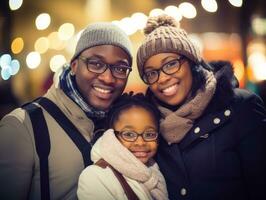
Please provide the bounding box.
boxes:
[77,93,168,200]
[136,15,266,200]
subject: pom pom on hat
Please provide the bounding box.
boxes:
[137,14,202,78]
[144,14,180,35]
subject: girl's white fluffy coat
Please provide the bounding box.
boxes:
[77,129,168,200]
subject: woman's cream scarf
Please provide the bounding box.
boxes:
[91,129,169,200]
[158,69,217,144]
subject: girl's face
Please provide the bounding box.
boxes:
[113,106,158,165]
[144,53,193,106]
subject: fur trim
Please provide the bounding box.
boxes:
[146,60,238,112]
[207,61,238,111]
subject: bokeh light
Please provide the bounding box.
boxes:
[58,23,75,40]
[26,52,41,69]
[50,55,67,72]
[201,0,218,13]
[11,37,24,54]
[179,2,197,19]
[228,0,243,7]
[9,0,23,11]
[35,13,51,30]
[164,5,182,21]
[35,37,50,54]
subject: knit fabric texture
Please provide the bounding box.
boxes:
[157,68,216,144]
[137,14,202,77]
[91,129,169,200]
[71,22,132,65]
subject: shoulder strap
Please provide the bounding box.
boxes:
[95,159,139,200]
[22,97,93,200]
[22,103,51,200]
[36,97,93,167]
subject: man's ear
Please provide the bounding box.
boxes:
[70,59,78,74]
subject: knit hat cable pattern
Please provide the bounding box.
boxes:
[137,15,201,77]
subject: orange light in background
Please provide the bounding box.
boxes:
[247,65,256,82]
[11,37,24,54]
[232,59,245,88]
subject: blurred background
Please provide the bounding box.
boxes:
[0,0,266,119]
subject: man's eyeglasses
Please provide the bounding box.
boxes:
[142,56,185,85]
[79,56,132,79]
[114,130,158,142]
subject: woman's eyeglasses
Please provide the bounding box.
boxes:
[142,56,185,85]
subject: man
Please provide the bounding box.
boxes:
[0,22,132,199]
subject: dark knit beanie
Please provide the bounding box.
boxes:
[71,22,132,65]
[137,15,202,77]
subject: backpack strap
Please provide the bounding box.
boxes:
[22,103,51,200]
[95,159,139,200]
[22,97,93,200]
[36,97,93,167]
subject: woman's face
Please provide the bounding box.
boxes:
[113,106,158,165]
[144,53,193,106]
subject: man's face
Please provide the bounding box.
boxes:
[71,45,131,111]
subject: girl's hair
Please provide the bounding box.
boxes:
[107,92,161,130]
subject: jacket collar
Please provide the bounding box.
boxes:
[44,84,95,140]
[178,106,233,150]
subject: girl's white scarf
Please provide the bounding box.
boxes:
[91,129,168,200]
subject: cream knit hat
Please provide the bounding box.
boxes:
[137,15,202,77]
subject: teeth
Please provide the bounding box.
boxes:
[94,87,111,94]
[133,151,148,157]
[162,85,176,93]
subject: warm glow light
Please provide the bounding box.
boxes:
[252,17,266,36]
[48,32,66,50]
[11,37,24,54]
[202,32,225,50]
[50,55,66,72]
[130,12,148,30]
[188,34,203,53]
[164,5,182,21]
[26,52,41,69]
[34,37,49,54]
[149,8,165,17]
[201,0,218,13]
[9,0,23,11]
[228,0,243,7]
[248,52,266,81]
[233,59,245,81]
[179,2,197,19]
[119,17,137,35]
[58,23,75,40]
[65,30,83,55]
[35,13,51,30]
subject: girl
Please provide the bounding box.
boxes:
[77,93,168,200]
